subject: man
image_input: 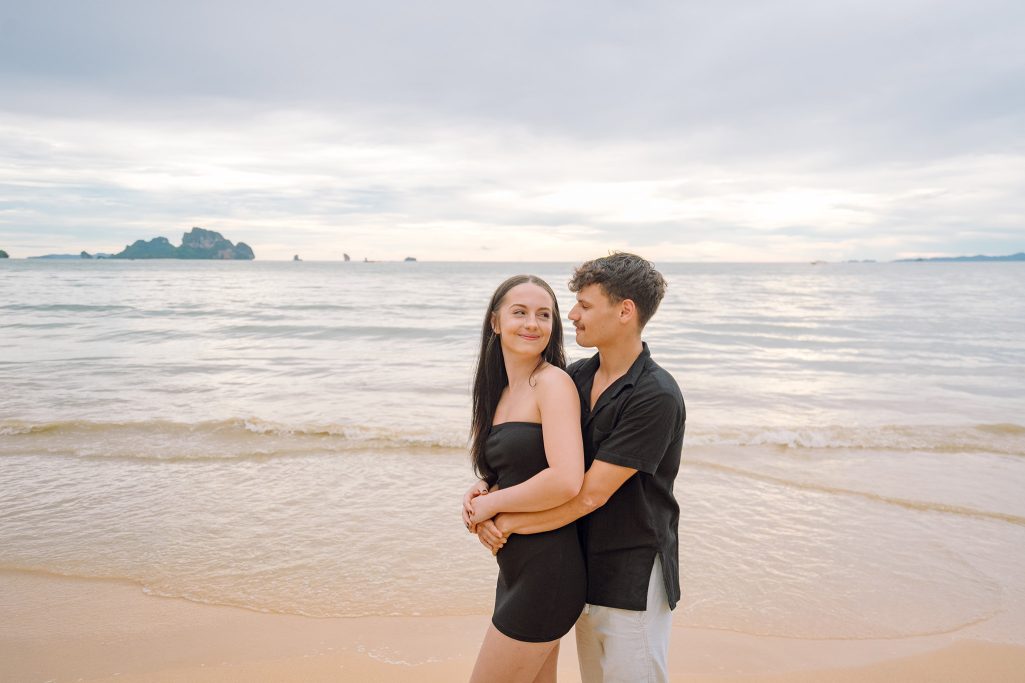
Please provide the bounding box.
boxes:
[477,252,686,682]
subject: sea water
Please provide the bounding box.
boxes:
[1,259,1023,642]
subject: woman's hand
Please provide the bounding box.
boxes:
[462,480,490,533]
[467,491,499,526]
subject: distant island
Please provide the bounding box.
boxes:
[25,228,255,260]
[113,227,254,260]
[895,252,1024,262]
[28,253,85,260]
[0,249,8,259]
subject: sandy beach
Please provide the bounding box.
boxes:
[3,569,1024,683]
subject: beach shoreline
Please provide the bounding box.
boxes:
[3,569,1024,683]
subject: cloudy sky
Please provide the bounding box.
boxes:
[1,0,1022,261]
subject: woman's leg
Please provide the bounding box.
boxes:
[469,624,559,683]
[532,640,560,683]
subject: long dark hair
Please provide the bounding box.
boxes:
[470,275,566,484]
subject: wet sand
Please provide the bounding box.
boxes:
[3,569,1024,682]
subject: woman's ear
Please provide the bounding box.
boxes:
[491,312,499,334]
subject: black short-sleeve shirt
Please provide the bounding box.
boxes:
[568,342,685,611]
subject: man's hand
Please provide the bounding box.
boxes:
[476,517,508,555]
[462,480,490,533]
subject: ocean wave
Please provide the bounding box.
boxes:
[0,418,467,460]
[684,423,1025,456]
[0,303,135,313]
[684,459,1025,527]
[2,418,1022,461]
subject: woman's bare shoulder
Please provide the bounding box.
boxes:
[534,365,581,424]
[532,364,577,394]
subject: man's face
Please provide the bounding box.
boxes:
[568,283,619,348]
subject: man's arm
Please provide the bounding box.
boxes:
[477,389,682,550]
[477,460,635,550]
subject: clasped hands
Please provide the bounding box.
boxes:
[462,483,508,555]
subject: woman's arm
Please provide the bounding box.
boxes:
[467,369,583,523]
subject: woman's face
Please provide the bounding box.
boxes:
[492,283,555,358]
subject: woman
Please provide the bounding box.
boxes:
[461,274,586,683]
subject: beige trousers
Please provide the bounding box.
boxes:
[575,557,673,683]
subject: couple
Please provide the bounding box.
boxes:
[461,252,686,683]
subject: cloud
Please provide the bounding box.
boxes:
[0,1,1022,259]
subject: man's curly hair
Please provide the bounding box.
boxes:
[569,252,667,329]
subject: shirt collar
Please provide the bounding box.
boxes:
[574,342,651,399]
[612,341,651,398]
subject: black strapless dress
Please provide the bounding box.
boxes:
[484,422,586,642]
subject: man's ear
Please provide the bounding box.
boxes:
[619,299,637,324]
